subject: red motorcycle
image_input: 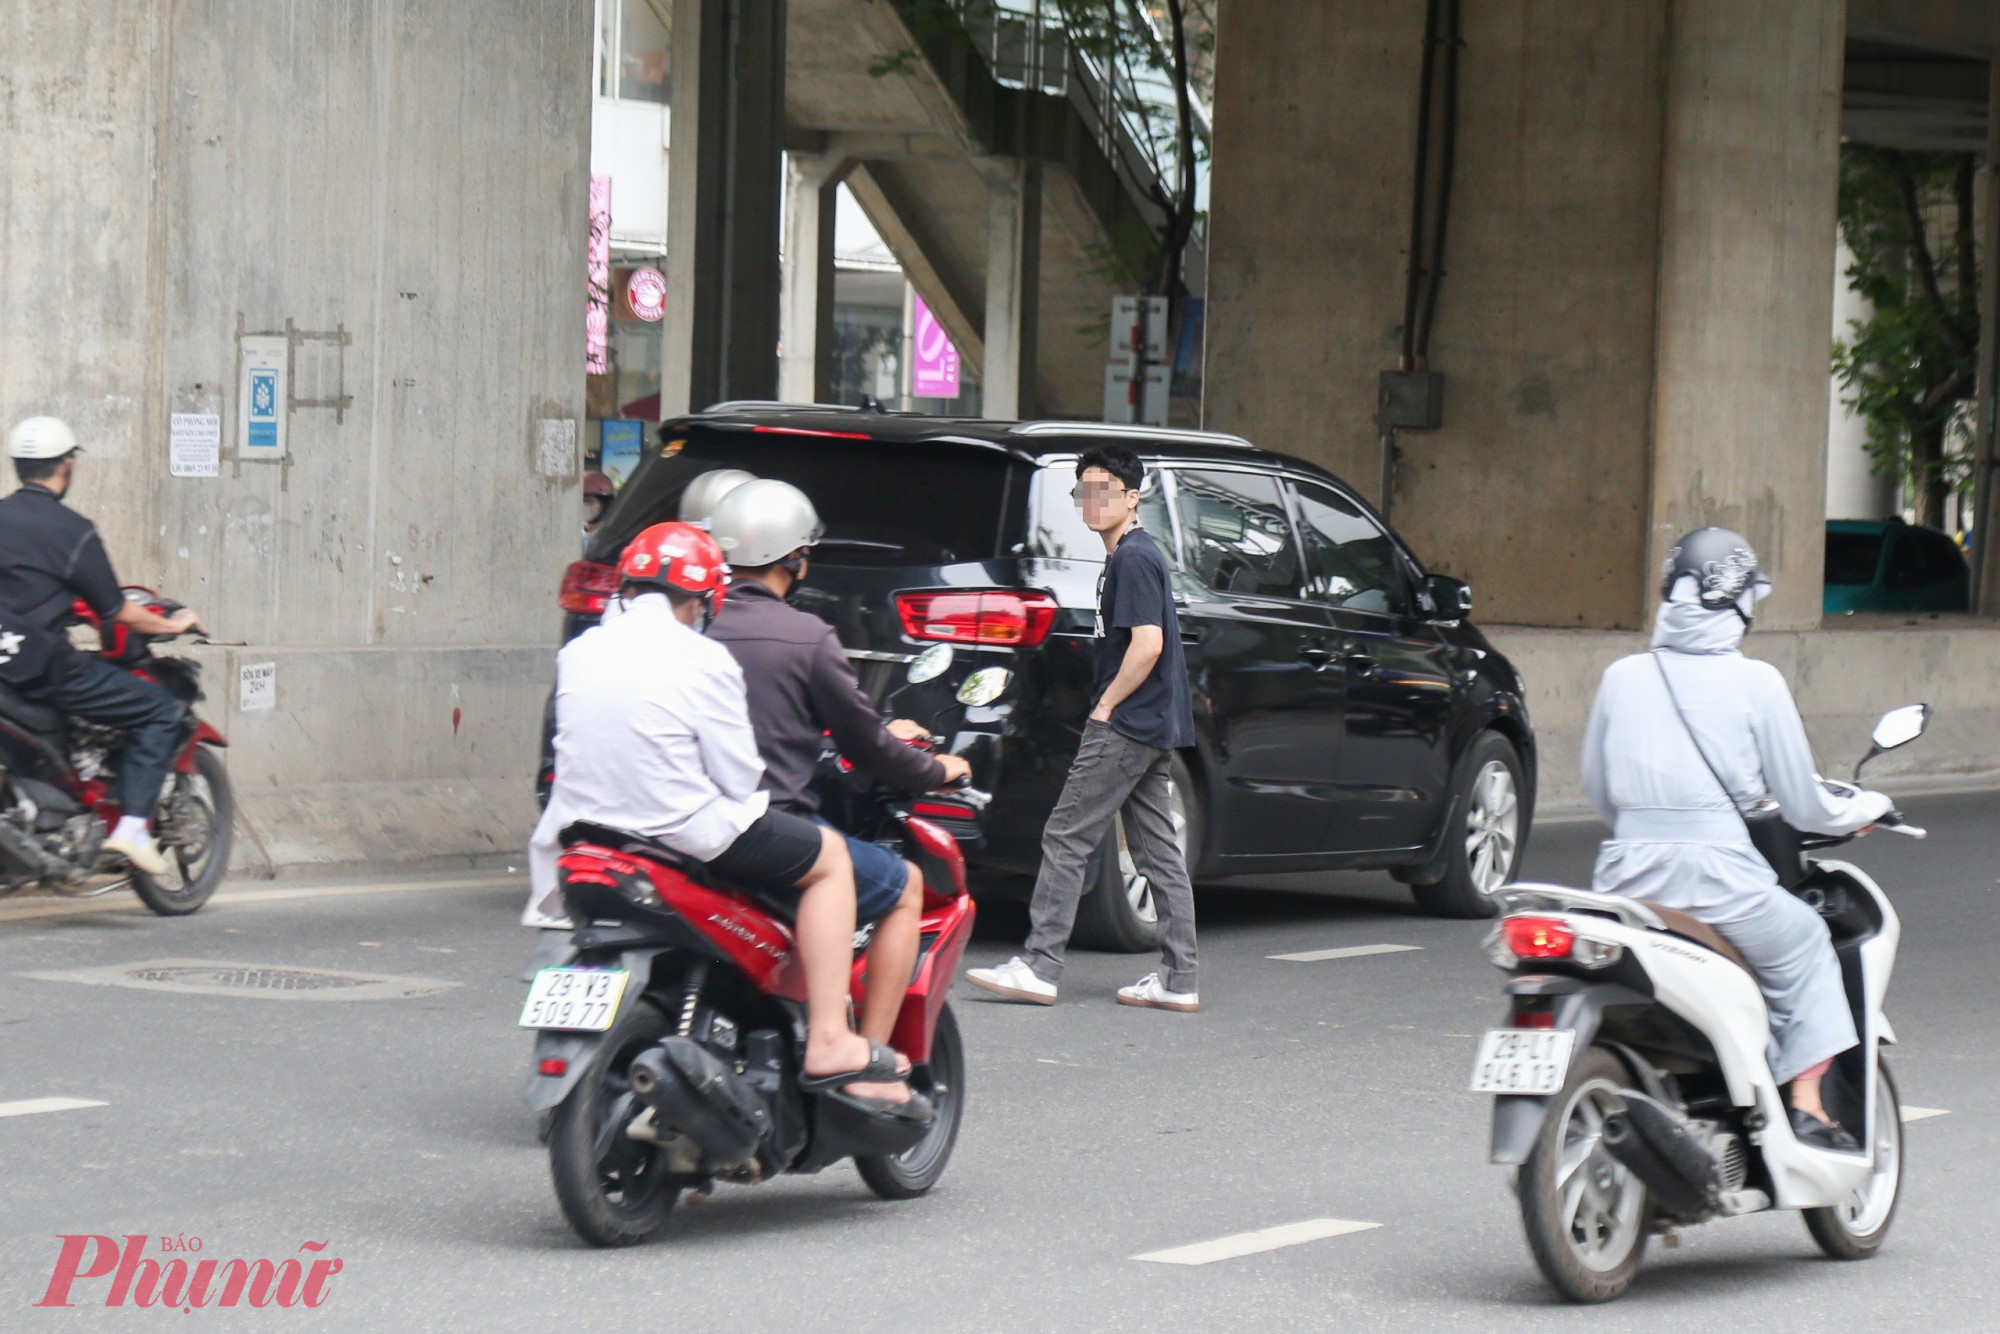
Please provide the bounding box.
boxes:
[524,755,981,1247]
[0,587,232,915]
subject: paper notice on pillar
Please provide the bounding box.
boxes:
[536,418,579,477]
[238,335,289,459]
[238,661,276,713]
[169,413,222,478]
[910,292,960,399]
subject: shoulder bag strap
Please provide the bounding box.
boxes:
[1649,650,1749,820]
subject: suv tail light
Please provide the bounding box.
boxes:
[895,590,1058,648]
[560,560,621,615]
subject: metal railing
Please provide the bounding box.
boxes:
[950,1,1209,262]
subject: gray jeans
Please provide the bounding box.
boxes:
[1023,720,1198,992]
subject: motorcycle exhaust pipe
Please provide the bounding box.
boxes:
[627,1036,771,1165]
[1600,1091,1723,1218]
[0,816,58,879]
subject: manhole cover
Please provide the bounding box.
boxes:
[128,966,372,992]
[21,958,460,1002]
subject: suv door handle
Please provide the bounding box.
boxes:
[1297,644,1335,669]
[1343,651,1380,677]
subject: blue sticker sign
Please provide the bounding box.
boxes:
[238,336,288,458]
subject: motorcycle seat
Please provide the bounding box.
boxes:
[1647,904,1752,972]
[0,683,63,738]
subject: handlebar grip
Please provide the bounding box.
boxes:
[1880,820,1926,839]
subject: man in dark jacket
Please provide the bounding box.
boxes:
[0,417,201,876]
[707,479,970,1105]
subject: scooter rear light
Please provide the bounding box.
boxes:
[1510,1011,1557,1029]
[538,1058,567,1077]
[1502,916,1576,959]
[895,590,1059,648]
[559,559,621,614]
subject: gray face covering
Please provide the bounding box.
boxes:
[1650,577,1768,653]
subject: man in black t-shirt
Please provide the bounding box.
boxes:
[0,418,201,875]
[966,444,1200,1011]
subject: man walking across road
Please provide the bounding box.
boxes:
[965,445,1200,1011]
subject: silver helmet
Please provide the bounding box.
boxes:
[709,479,824,568]
[677,468,757,528]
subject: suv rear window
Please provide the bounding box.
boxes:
[1824,531,1884,586]
[606,428,1018,566]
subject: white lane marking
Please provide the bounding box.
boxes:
[1132,1218,1381,1265]
[1268,943,1423,963]
[1902,1106,1950,1123]
[0,876,522,926]
[0,1097,108,1119]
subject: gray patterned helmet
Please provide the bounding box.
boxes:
[1660,527,1771,609]
[677,468,756,528]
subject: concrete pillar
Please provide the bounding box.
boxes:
[1827,240,1897,520]
[660,0,786,416]
[982,159,1042,420]
[778,154,850,404]
[1648,0,1846,631]
[1974,57,2000,614]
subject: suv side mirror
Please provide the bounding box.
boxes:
[1854,702,1930,780]
[1423,574,1472,622]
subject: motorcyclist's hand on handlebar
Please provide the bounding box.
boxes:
[886,718,930,743]
[935,754,972,786]
[166,609,204,637]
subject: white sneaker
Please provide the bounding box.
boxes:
[103,833,169,877]
[964,956,1057,1005]
[1116,972,1199,1012]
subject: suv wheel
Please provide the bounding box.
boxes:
[1410,731,1526,919]
[1072,754,1200,953]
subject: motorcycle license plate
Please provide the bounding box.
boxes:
[1469,1029,1576,1095]
[518,967,629,1032]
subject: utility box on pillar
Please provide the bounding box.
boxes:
[1105,296,1169,426]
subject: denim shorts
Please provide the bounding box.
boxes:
[812,817,910,926]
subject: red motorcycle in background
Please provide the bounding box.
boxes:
[524,742,981,1247]
[0,587,232,915]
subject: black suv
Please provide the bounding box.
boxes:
[552,405,1535,947]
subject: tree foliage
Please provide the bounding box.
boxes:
[1832,145,1981,529]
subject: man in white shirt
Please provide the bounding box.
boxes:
[524,522,907,1099]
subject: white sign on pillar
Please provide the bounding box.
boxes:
[1105,297,1169,425]
[238,336,289,459]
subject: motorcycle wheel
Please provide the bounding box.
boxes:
[548,1001,681,1247]
[1517,1046,1651,1303]
[1804,1060,1902,1259]
[131,747,233,917]
[856,1003,965,1200]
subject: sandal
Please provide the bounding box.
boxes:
[828,1088,935,1123]
[797,1039,903,1093]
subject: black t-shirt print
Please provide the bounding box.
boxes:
[1091,526,1195,751]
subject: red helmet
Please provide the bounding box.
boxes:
[582,470,615,498]
[617,522,728,599]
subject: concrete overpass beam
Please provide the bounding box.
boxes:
[982,159,1043,420]
[662,0,787,416]
[778,153,852,404]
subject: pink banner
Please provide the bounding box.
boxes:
[910,290,960,398]
[586,176,612,374]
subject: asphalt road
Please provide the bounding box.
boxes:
[3,791,1996,1331]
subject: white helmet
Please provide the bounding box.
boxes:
[710,479,824,568]
[7,417,79,460]
[677,468,757,528]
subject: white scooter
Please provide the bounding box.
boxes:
[1475,704,1931,1302]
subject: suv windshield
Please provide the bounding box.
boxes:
[605,428,1018,566]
